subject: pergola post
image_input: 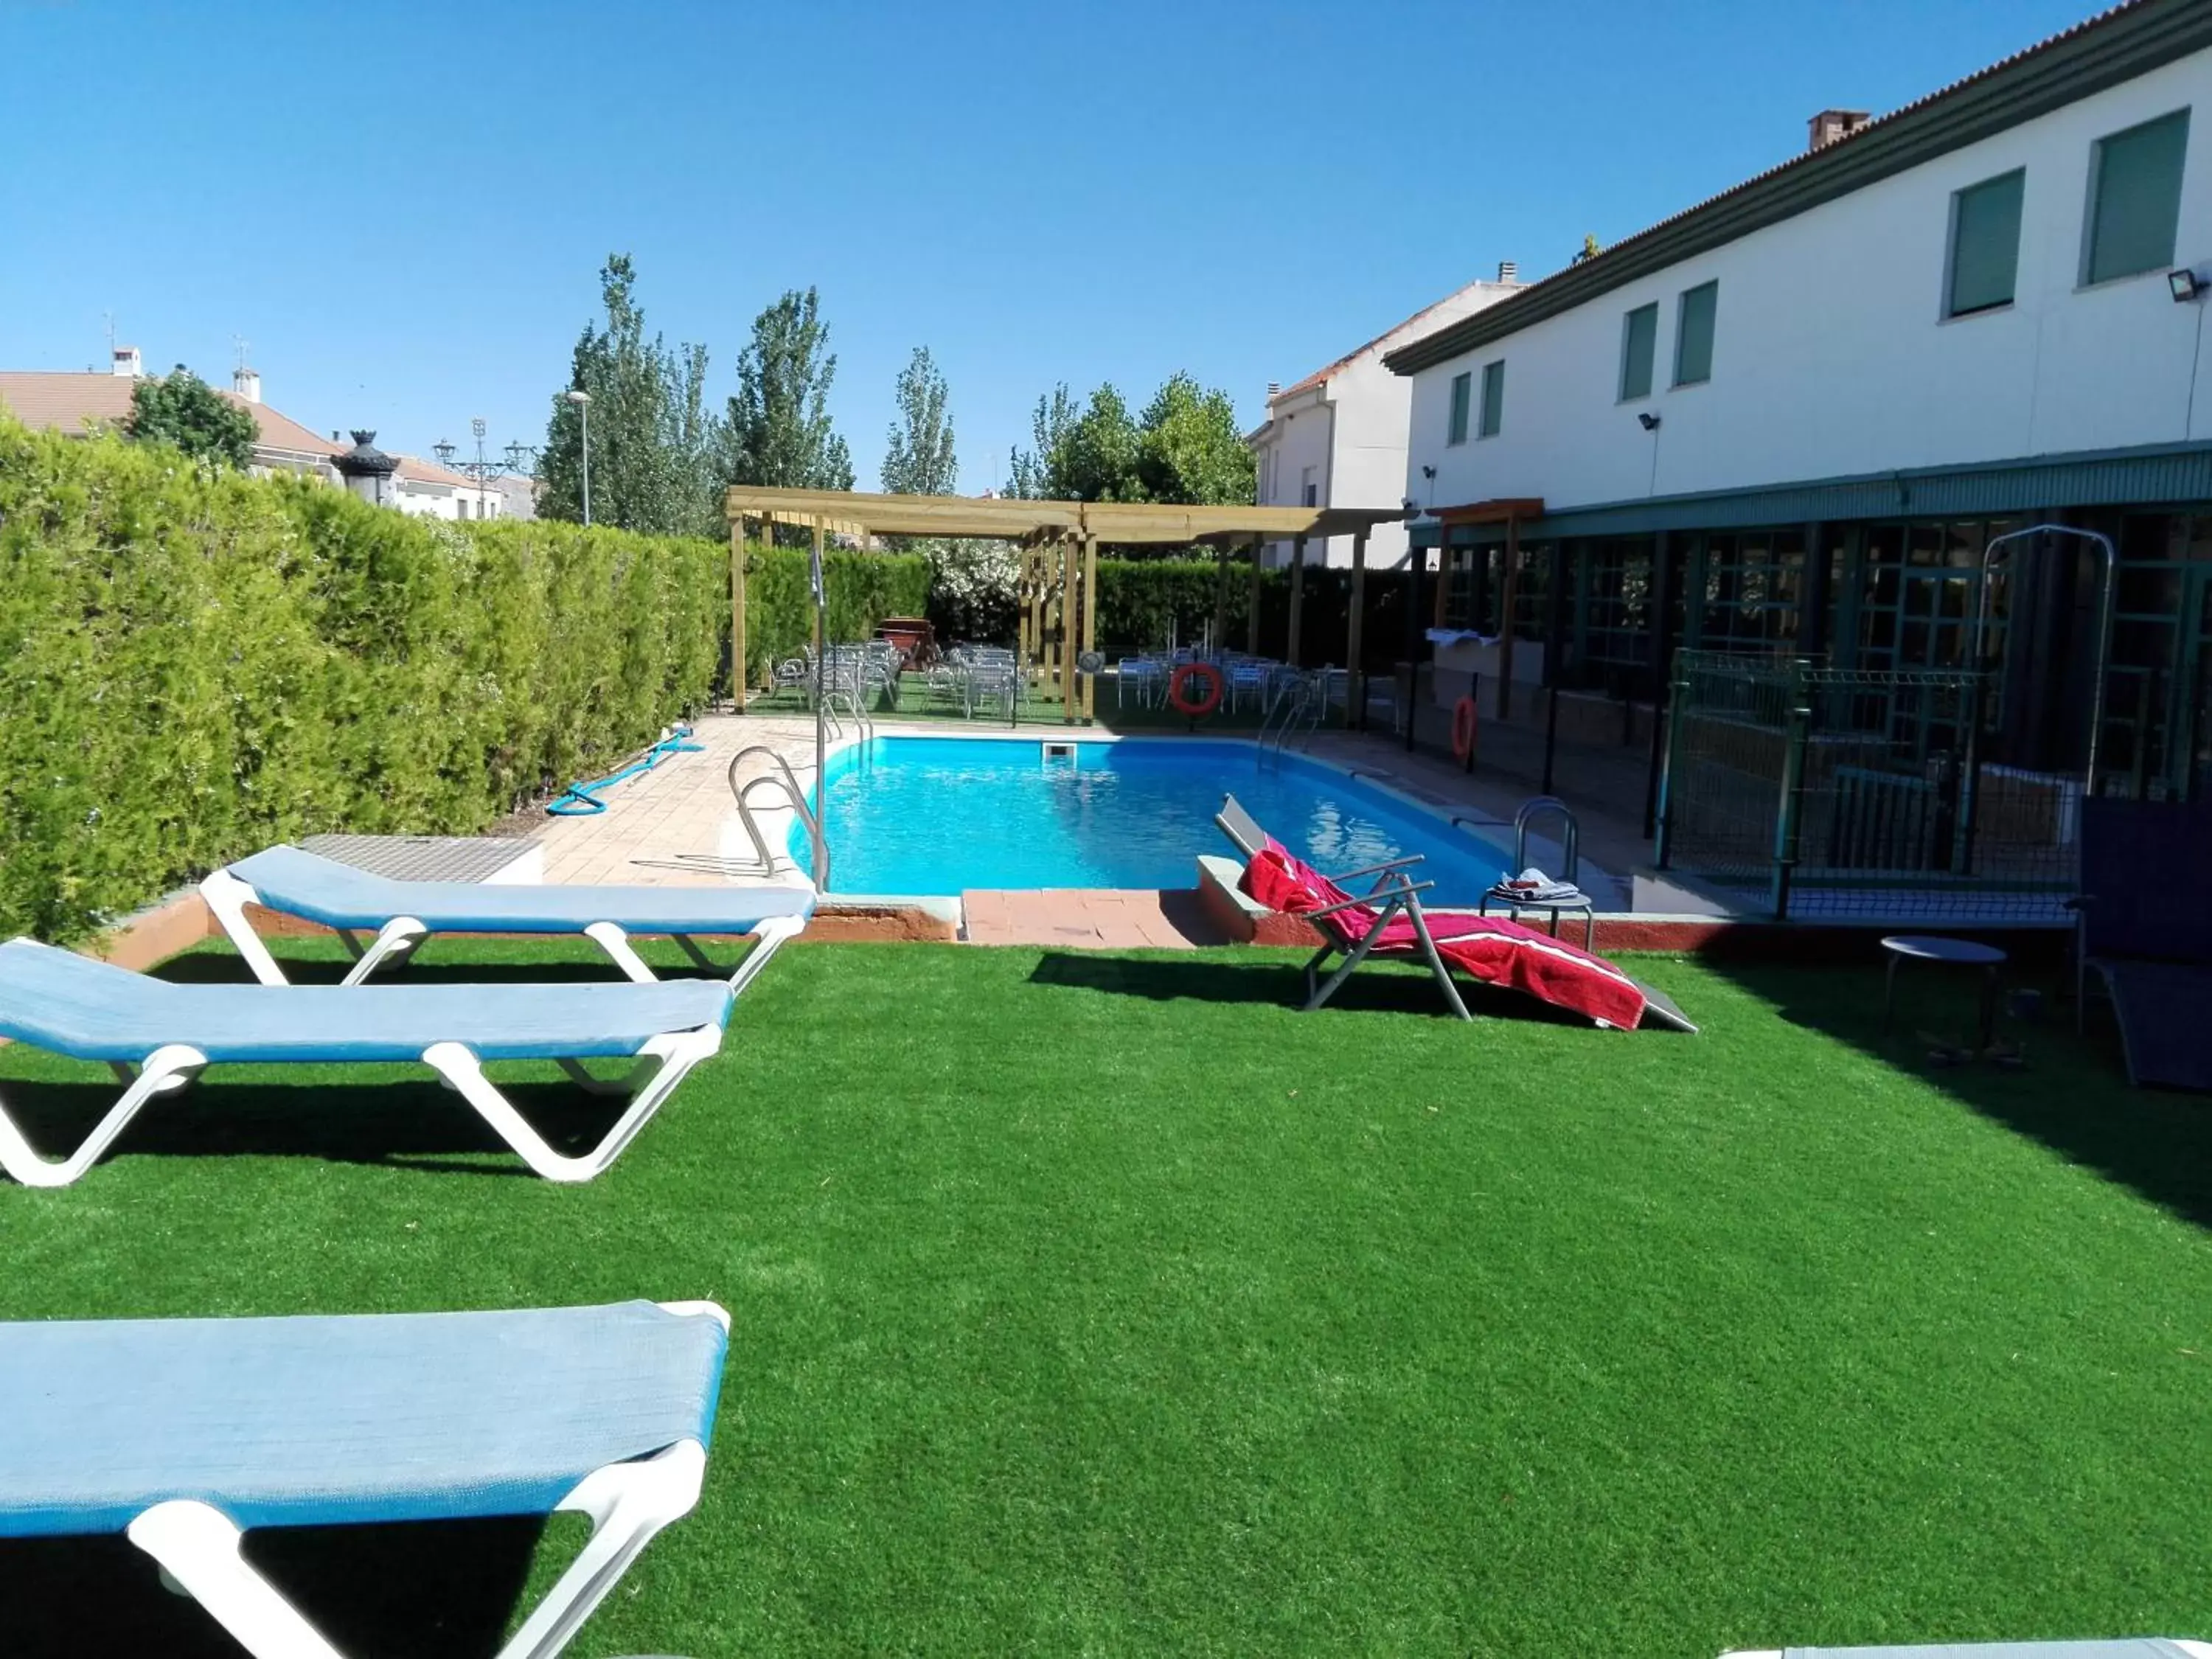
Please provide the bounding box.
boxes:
[1287,533,1309,667]
[1067,535,1080,698]
[729,515,748,712]
[1433,534,1455,629]
[1348,526,1369,728]
[1402,539,1426,752]
[1497,514,1522,720]
[1082,532,1099,723]
[1018,544,1034,667]
[1212,539,1231,658]
[1247,536,1265,653]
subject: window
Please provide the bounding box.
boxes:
[1447,372,1471,444]
[1478,360,1505,439]
[1300,465,1318,508]
[1946,169,2025,316]
[1619,303,1658,400]
[457,498,471,520]
[2084,108,2190,285]
[1673,282,1718,386]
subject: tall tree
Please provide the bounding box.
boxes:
[725,288,854,512]
[1135,372,1253,506]
[125,366,257,469]
[540,254,723,536]
[1006,373,1248,507]
[1006,384,1075,499]
[881,347,957,497]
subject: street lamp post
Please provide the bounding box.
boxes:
[566,389,592,526]
[431,416,537,520]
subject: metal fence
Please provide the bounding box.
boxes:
[1655,652,2078,922]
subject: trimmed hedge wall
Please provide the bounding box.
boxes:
[0,419,740,942]
[742,543,930,681]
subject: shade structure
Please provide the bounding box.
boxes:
[723,487,1411,722]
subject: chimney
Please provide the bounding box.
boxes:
[1497,260,1518,284]
[1807,108,1871,152]
[111,345,142,378]
[232,366,262,404]
[1266,380,1280,397]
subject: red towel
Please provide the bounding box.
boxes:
[1240,843,1648,1030]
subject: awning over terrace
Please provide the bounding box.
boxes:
[722,486,1409,721]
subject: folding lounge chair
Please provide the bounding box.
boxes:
[2071,796,2212,1090]
[1721,1640,2209,1656]
[0,1298,728,1659]
[1216,795,1694,1032]
[203,844,815,990]
[0,939,734,1186]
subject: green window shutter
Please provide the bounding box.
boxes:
[2086,108,2189,285]
[1620,303,1658,400]
[1947,170,2025,316]
[1674,281,1718,386]
[1447,372,1470,445]
[1478,361,1505,438]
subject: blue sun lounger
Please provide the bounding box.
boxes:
[0,939,734,1186]
[0,1298,727,1659]
[204,844,815,990]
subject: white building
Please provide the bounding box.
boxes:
[1383,0,2212,803]
[1246,270,1522,569]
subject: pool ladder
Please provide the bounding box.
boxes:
[1256,674,1326,765]
[723,745,829,887]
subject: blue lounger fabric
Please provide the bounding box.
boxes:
[0,940,732,1064]
[231,845,815,934]
[0,1301,726,1537]
[1786,1645,2198,1657]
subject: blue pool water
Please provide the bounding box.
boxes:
[799,737,1511,900]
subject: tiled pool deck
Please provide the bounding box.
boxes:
[518,714,1733,949]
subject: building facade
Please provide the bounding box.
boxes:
[1388,0,2212,808]
[1248,271,1521,570]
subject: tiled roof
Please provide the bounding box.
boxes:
[229,396,341,457]
[1271,280,1521,406]
[0,371,343,463]
[395,455,481,490]
[0,371,136,434]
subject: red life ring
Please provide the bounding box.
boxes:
[1451,695,1478,762]
[1167,662,1224,717]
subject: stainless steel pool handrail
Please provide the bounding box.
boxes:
[725,745,829,888]
[1512,796,1579,884]
[1257,672,1325,765]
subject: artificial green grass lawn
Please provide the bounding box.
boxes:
[0,939,2206,1656]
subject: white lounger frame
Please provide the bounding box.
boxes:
[201,867,806,994]
[0,1024,723,1188]
[122,1299,729,1659]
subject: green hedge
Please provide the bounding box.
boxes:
[0,418,730,943]
[742,544,930,682]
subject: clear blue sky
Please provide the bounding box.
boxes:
[1,0,2096,493]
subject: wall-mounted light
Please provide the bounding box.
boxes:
[1638,412,1662,431]
[1421,465,1436,481]
[2170,268,2204,303]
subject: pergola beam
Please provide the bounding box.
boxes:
[721,486,1404,547]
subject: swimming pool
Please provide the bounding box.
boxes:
[798,736,1511,900]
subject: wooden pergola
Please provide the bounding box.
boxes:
[722,486,1408,723]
